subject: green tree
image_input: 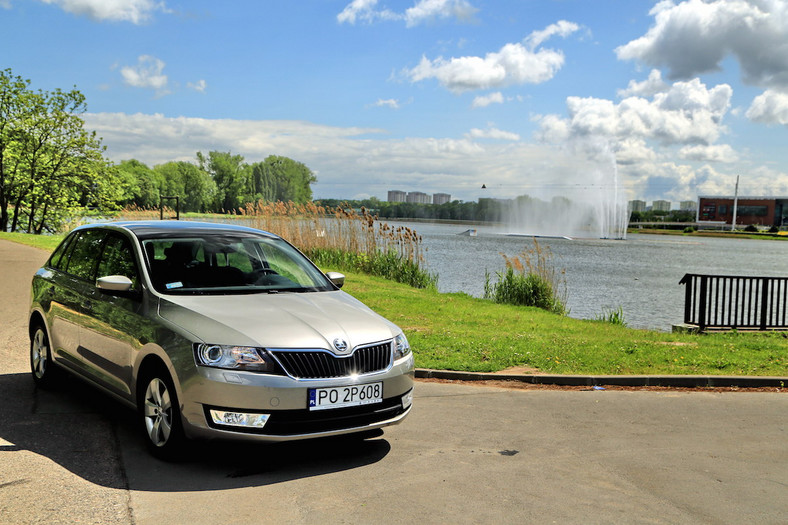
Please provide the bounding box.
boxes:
[0,69,29,232]
[154,161,215,212]
[250,155,317,204]
[197,151,250,212]
[116,159,163,208]
[0,69,112,233]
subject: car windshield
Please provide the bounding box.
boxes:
[141,233,334,295]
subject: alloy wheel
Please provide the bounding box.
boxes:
[31,328,48,379]
[143,378,173,447]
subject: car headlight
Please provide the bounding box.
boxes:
[394,333,411,360]
[194,344,279,373]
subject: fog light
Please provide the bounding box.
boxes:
[209,410,270,429]
[401,389,413,409]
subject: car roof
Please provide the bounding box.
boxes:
[73,220,279,240]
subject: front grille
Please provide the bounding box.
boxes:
[270,342,393,379]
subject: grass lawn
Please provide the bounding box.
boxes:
[3,231,786,376]
[341,271,788,376]
[631,228,788,241]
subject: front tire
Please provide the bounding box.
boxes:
[30,324,59,388]
[139,367,187,460]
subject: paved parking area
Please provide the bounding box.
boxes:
[1,240,787,524]
[2,375,787,524]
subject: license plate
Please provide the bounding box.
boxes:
[308,382,383,411]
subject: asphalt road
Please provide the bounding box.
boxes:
[1,240,787,524]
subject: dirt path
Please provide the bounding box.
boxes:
[0,240,133,524]
[0,240,50,372]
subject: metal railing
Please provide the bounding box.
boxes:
[679,273,788,330]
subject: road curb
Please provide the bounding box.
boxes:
[415,369,788,388]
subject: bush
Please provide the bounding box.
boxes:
[769,225,780,233]
[683,226,696,233]
[484,241,567,315]
[744,224,759,232]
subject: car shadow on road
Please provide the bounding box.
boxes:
[0,372,392,492]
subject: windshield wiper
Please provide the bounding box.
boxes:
[267,287,318,294]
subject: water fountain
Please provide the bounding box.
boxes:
[500,141,628,239]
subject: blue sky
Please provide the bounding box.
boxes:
[3,0,788,206]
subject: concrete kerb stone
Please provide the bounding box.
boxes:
[415,369,788,389]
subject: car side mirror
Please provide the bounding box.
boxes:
[325,271,345,289]
[96,275,134,293]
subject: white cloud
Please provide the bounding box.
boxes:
[405,22,579,93]
[531,75,747,202]
[38,0,167,24]
[81,111,788,204]
[617,69,668,98]
[746,89,788,124]
[466,126,520,141]
[336,0,397,24]
[539,77,732,146]
[1,0,11,9]
[120,55,168,93]
[82,112,579,200]
[614,138,657,165]
[376,98,400,109]
[615,0,788,89]
[739,165,788,195]
[471,92,503,108]
[338,0,478,26]
[187,79,207,93]
[524,20,580,49]
[404,0,478,27]
[631,161,788,203]
[678,144,739,163]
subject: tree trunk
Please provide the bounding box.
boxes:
[26,200,35,234]
[10,180,32,233]
[34,201,48,234]
[0,198,7,232]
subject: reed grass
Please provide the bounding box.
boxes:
[484,240,568,315]
[240,201,436,289]
[595,306,627,326]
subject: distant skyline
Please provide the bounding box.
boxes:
[3,1,788,204]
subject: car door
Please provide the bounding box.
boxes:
[45,229,106,374]
[77,231,148,399]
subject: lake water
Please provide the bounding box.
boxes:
[153,216,787,332]
[398,222,788,331]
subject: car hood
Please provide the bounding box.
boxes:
[157,290,399,351]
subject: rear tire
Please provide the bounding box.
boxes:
[30,324,59,389]
[138,366,187,461]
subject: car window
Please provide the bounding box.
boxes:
[257,242,318,286]
[141,234,333,294]
[64,230,106,281]
[97,233,140,290]
[48,233,75,270]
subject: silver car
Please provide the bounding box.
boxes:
[29,221,414,459]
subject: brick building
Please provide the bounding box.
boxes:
[697,196,788,227]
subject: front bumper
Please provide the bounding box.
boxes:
[178,354,415,442]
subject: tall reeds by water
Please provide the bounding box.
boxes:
[484,240,568,315]
[240,201,436,289]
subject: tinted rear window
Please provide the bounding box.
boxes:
[63,229,106,281]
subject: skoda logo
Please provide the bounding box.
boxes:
[333,338,350,354]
